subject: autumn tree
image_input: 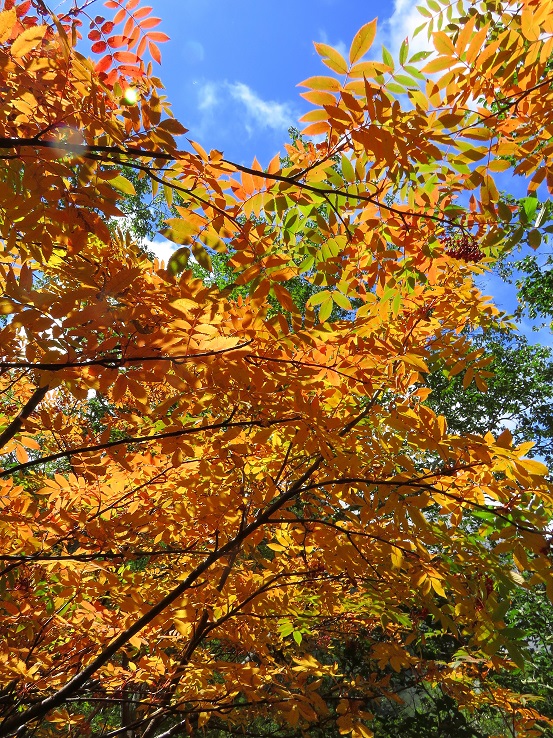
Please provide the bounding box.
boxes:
[1,1,553,737]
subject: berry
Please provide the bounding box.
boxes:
[441,234,484,263]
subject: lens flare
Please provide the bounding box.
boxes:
[44,124,86,162]
[123,88,139,105]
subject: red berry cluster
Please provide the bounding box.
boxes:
[441,234,484,263]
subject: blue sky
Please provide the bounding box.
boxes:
[145,0,419,163]
[134,1,549,343]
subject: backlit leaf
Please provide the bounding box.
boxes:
[11,25,47,57]
[349,19,377,64]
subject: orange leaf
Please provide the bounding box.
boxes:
[0,9,16,43]
[313,42,348,74]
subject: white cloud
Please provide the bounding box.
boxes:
[193,80,297,142]
[227,82,296,132]
[197,81,217,111]
[142,238,178,266]
[378,0,434,61]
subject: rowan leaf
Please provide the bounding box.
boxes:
[0,298,18,314]
[11,25,47,57]
[314,42,348,74]
[110,174,136,196]
[298,75,342,91]
[349,19,377,64]
[0,9,16,43]
[167,246,190,275]
[159,219,198,244]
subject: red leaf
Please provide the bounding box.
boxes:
[104,0,119,7]
[126,0,140,9]
[148,40,161,64]
[101,21,115,34]
[121,65,143,79]
[113,8,126,24]
[107,35,126,48]
[105,68,118,85]
[95,53,113,73]
[113,50,138,62]
[94,15,105,24]
[91,41,107,53]
[88,29,101,41]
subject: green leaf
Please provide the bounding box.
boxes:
[416,5,433,17]
[522,196,538,222]
[393,74,418,87]
[318,297,333,323]
[309,290,332,306]
[333,292,352,311]
[278,620,294,637]
[341,154,356,183]
[191,241,213,272]
[528,229,542,250]
[382,46,395,70]
[399,38,409,66]
[497,200,512,222]
[535,201,548,228]
[167,247,190,276]
[293,630,302,645]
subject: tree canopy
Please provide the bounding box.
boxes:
[1,1,553,736]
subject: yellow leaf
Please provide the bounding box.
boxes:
[521,6,540,41]
[174,619,192,637]
[314,42,348,74]
[349,19,377,64]
[0,298,18,315]
[422,56,456,74]
[159,219,198,245]
[110,175,136,196]
[189,139,208,161]
[298,75,342,91]
[431,578,446,597]
[0,9,16,43]
[197,712,210,728]
[267,543,286,552]
[390,546,403,570]
[170,298,198,313]
[433,31,455,56]
[11,25,47,58]
[319,297,333,323]
[520,458,549,477]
